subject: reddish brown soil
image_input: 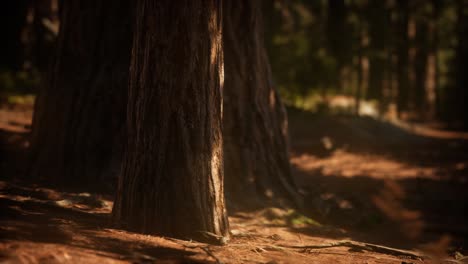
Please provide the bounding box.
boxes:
[1,104,467,263]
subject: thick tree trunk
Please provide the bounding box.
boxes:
[223,0,300,209]
[112,0,229,240]
[29,0,133,190]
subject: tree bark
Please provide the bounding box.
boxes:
[112,0,229,240]
[29,0,133,190]
[223,0,300,209]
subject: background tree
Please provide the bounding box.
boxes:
[0,1,29,71]
[112,0,229,240]
[412,1,431,118]
[452,0,468,127]
[396,0,410,118]
[326,0,353,93]
[31,0,60,72]
[366,0,391,108]
[223,0,300,209]
[29,0,133,189]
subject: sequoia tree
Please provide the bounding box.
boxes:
[29,0,133,189]
[112,0,229,240]
[223,0,300,208]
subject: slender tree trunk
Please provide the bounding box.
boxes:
[29,0,133,190]
[112,0,229,240]
[414,20,429,118]
[455,0,468,128]
[0,1,29,70]
[432,0,442,120]
[327,0,350,92]
[355,11,364,116]
[32,0,60,71]
[222,0,300,209]
[367,0,388,104]
[396,0,410,118]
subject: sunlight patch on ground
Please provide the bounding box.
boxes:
[291,150,438,180]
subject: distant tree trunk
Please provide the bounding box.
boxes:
[112,0,229,240]
[222,0,300,209]
[32,0,60,71]
[396,0,410,118]
[327,0,351,92]
[29,0,133,190]
[432,0,442,120]
[413,19,429,118]
[454,0,468,128]
[366,0,388,104]
[355,10,365,116]
[0,1,29,70]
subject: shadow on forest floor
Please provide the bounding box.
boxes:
[287,107,468,254]
[1,104,467,263]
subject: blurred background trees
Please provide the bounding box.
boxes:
[1,0,467,130]
[262,0,467,129]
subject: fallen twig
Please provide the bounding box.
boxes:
[277,240,426,260]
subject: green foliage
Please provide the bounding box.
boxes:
[0,69,41,94]
[265,1,344,102]
[5,94,35,105]
[285,209,322,228]
[265,0,464,124]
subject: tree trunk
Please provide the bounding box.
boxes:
[396,0,410,118]
[32,0,60,71]
[112,0,229,240]
[414,19,429,118]
[366,0,389,104]
[327,0,351,92]
[29,0,133,190]
[0,0,29,70]
[432,0,442,120]
[454,0,468,128]
[222,0,300,209]
[355,9,364,116]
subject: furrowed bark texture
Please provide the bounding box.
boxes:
[29,0,133,189]
[223,0,300,209]
[112,0,229,239]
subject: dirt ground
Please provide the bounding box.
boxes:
[1,103,467,263]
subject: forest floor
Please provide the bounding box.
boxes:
[1,102,468,263]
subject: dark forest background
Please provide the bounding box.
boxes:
[2,0,467,129]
